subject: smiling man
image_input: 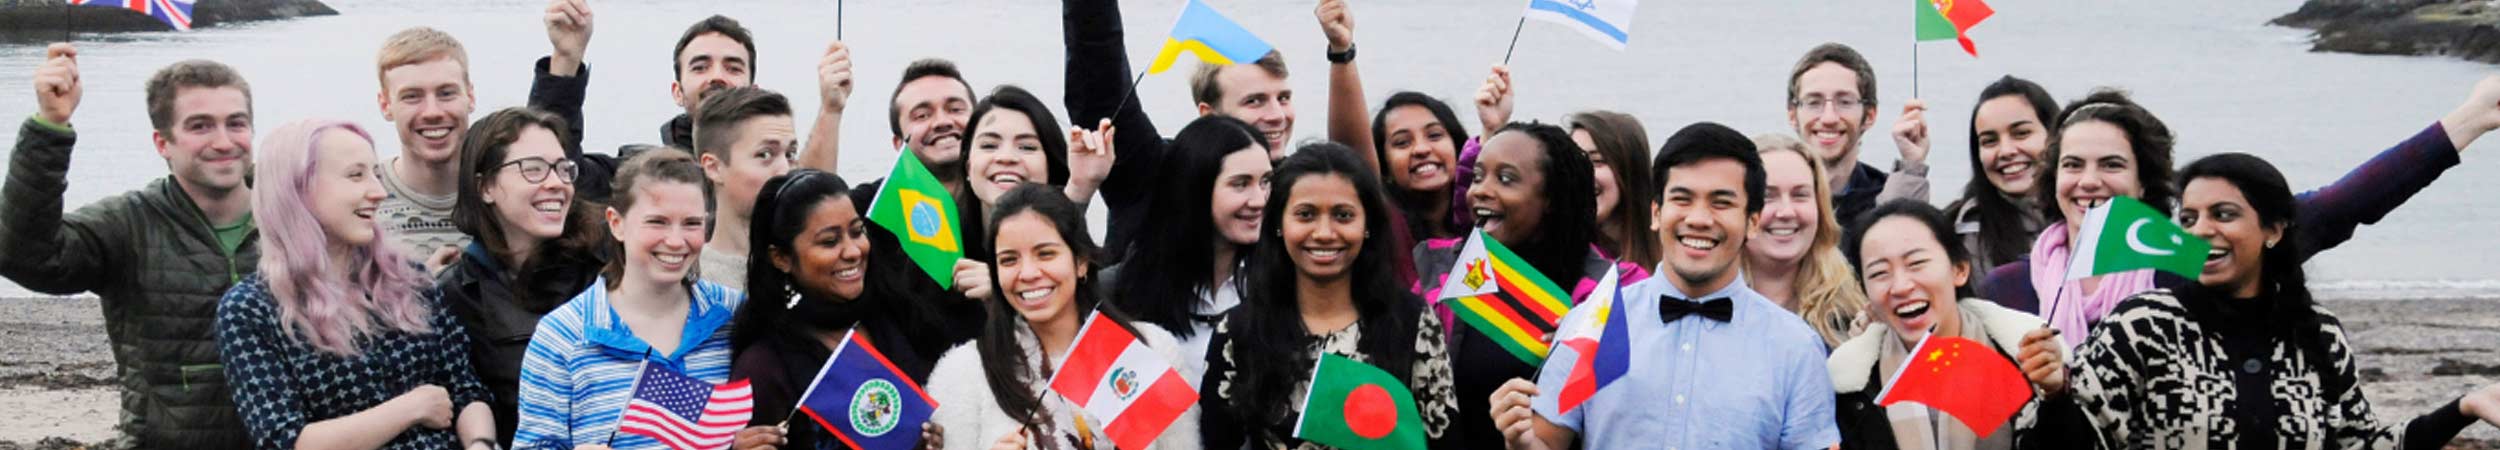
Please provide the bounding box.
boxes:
[1,49,260,449]
[1062,0,1298,261]
[1488,122,1837,450]
[374,27,479,259]
[1786,43,1929,232]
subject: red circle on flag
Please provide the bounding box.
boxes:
[1343,384,1398,439]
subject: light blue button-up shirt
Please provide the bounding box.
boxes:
[1533,271,1840,450]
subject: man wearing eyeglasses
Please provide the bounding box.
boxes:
[1785,42,1931,232]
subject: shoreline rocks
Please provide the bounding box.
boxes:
[0,0,336,34]
[2273,0,2500,64]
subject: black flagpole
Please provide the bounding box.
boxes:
[1107,70,1148,123]
[1501,16,1525,65]
[837,0,844,41]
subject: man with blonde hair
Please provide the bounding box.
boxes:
[374,27,477,260]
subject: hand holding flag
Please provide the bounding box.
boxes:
[1046,311,1200,450]
[1875,333,2033,438]
[615,363,755,450]
[1545,267,1629,415]
[796,330,939,450]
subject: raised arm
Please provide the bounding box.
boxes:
[1318,0,1378,171]
[2292,76,2500,260]
[532,0,592,150]
[798,41,854,173]
[1880,98,1933,204]
[0,43,128,296]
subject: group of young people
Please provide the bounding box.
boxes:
[10,0,2500,449]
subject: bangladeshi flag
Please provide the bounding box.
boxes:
[1875,334,2033,438]
[867,150,963,289]
[1435,229,1574,365]
[1293,354,1426,450]
[1915,0,1993,56]
[2066,195,2212,280]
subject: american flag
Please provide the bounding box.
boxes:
[617,363,755,450]
[67,0,195,31]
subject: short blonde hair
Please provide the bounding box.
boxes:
[375,27,470,89]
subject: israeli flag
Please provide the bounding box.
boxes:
[1523,0,1639,50]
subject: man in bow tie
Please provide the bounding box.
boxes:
[1487,122,1840,450]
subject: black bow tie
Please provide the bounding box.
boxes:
[1659,296,1733,323]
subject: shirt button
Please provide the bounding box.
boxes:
[2242,359,2264,375]
[1675,395,1686,404]
[1682,343,1694,353]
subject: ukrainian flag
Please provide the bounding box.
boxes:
[1147,0,1275,74]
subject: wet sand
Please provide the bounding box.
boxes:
[0,295,2490,448]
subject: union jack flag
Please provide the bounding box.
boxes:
[68,0,195,31]
[616,362,755,450]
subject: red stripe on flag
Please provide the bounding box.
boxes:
[1051,315,1141,407]
[1099,368,1200,450]
[1488,269,1565,324]
[1555,338,1600,413]
[1460,293,1544,337]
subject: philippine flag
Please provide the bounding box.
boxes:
[1047,310,1200,450]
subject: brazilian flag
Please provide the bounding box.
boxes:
[868,151,962,289]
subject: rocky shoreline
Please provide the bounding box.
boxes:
[0,295,2490,447]
[2273,0,2500,64]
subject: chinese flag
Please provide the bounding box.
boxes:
[1875,335,2032,438]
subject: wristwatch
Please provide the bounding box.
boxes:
[1328,44,1357,64]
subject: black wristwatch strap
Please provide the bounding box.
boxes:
[1328,44,1357,64]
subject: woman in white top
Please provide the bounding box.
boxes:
[929,184,1200,450]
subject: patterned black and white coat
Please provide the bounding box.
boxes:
[2044,288,2473,449]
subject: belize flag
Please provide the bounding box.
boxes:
[1543,267,1629,414]
[795,330,938,450]
[1046,311,1199,450]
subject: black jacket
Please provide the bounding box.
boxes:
[527,57,628,205]
[433,242,602,444]
[1062,0,1167,263]
[0,118,255,448]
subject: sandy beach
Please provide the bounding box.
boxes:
[0,295,2490,449]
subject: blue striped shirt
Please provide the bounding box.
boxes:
[513,279,744,450]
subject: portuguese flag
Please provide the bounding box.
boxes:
[1294,354,1426,450]
[1914,0,1993,56]
[1434,230,1573,365]
[867,150,963,289]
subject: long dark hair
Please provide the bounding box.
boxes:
[1843,199,1977,300]
[974,183,1139,445]
[1112,115,1267,339]
[452,107,609,308]
[1566,110,1657,266]
[2174,153,2329,375]
[1487,122,1601,287]
[2038,89,2177,221]
[732,169,873,356]
[954,85,1070,264]
[1227,143,1426,424]
[1370,92,1471,238]
[1954,76,2059,266]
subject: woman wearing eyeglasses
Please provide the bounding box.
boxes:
[434,107,612,445]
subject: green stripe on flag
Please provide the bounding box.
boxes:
[1295,354,1427,450]
[1915,0,1958,41]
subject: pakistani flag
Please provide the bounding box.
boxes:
[868,150,962,289]
[1294,354,1426,450]
[2066,196,2210,280]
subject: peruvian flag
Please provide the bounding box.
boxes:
[1046,311,1200,450]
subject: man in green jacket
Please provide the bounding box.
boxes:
[1,44,258,449]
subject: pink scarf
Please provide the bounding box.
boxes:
[2029,222,2155,349]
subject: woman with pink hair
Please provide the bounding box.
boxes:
[215,119,498,450]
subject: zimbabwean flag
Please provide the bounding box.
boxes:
[1435,230,1573,365]
[1915,0,1993,56]
[1294,354,1426,450]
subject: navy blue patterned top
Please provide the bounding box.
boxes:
[216,273,493,450]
